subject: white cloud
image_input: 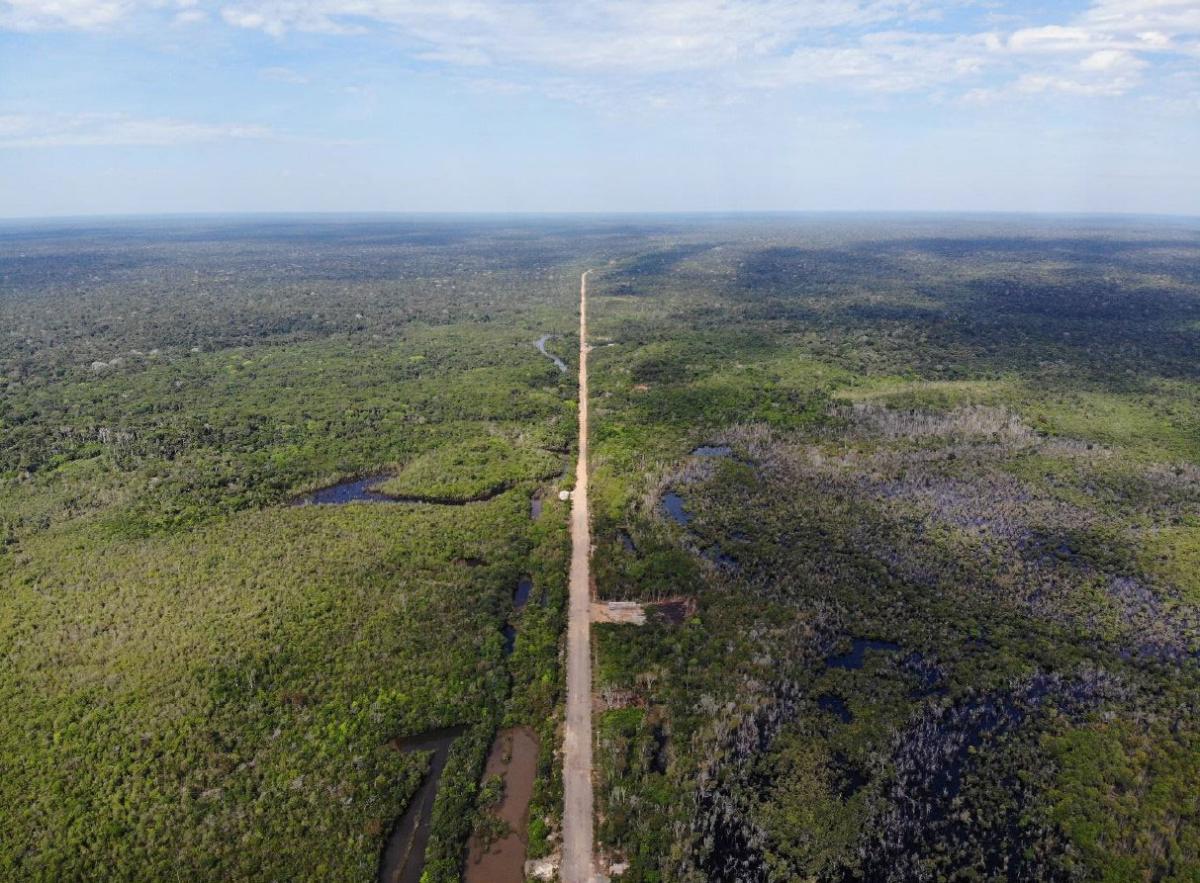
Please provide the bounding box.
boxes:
[209,0,945,74]
[2,0,1198,105]
[0,113,273,147]
[1080,49,1147,72]
[260,65,310,83]
[1015,73,1132,97]
[197,0,1200,103]
[734,34,980,95]
[0,0,136,29]
[1082,0,1200,38]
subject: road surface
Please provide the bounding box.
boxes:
[562,269,595,882]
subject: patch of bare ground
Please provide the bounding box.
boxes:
[844,402,1036,442]
[591,597,696,626]
[596,687,644,712]
[465,727,539,883]
[591,601,646,625]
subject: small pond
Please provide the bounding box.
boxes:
[817,694,853,723]
[662,492,691,526]
[294,474,396,505]
[825,638,902,670]
[464,727,539,883]
[513,577,533,610]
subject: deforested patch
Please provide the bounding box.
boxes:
[845,402,1035,443]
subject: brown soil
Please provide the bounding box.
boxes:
[590,601,646,624]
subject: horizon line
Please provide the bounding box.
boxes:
[3,208,1199,225]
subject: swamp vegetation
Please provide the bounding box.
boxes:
[2,215,1198,881]
[584,216,1200,882]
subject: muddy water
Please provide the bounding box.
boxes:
[534,335,567,373]
[530,494,542,520]
[464,727,539,883]
[378,727,465,883]
[294,474,396,505]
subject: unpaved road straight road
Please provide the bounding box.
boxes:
[562,269,595,882]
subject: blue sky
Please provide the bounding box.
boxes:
[1,0,1198,216]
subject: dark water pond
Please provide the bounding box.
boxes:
[834,754,868,798]
[513,577,532,609]
[530,495,542,520]
[904,651,947,698]
[502,624,516,656]
[650,724,668,774]
[705,545,738,570]
[378,726,465,883]
[818,694,853,723]
[294,474,396,505]
[662,492,691,525]
[691,445,732,457]
[619,530,636,553]
[826,638,902,670]
[534,335,567,373]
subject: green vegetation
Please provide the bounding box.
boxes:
[1045,723,1200,881]
[584,217,1200,881]
[379,435,562,503]
[0,218,594,881]
[4,215,1200,881]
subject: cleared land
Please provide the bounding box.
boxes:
[562,270,596,883]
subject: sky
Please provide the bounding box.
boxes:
[1,0,1198,217]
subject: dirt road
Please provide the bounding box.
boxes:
[562,269,595,882]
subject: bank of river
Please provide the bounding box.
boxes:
[534,334,567,373]
[378,727,464,883]
[293,474,512,506]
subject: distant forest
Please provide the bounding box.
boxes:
[2,215,1197,881]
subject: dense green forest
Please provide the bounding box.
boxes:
[2,215,1199,881]
[0,218,606,880]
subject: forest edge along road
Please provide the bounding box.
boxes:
[562,270,595,882]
